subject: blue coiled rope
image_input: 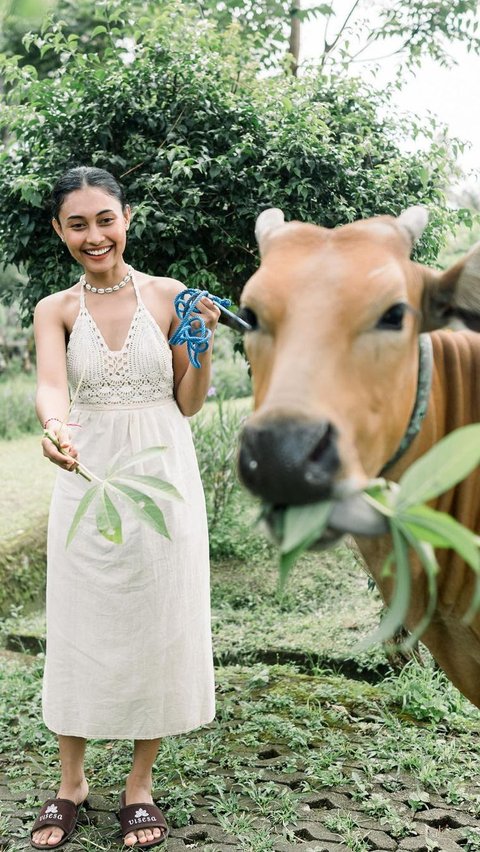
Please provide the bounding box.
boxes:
[168,289,231,368]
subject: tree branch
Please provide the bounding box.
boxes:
[324,0,362,55]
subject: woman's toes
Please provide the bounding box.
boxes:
[153,828,162,838]
[137,829,147,843]
[124,832,138,847]
[48,828,64,845]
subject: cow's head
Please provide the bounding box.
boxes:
[238,207,480,541]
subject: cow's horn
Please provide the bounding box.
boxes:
[255,208,285,253]
[397,206,429,246]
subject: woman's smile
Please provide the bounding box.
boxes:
[82,245,114,259]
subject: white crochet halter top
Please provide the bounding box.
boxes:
[66,269,174,409]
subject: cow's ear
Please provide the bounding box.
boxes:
[422,242,480,331]
[397,206,429,249]
[255,208,285,256]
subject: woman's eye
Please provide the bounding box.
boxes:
[237,307,259,331]
[376,303,406,331]
[100,218,114,225]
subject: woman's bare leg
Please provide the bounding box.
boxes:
[32,735,88,847]
[123,738,163,847]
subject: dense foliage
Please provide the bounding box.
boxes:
[0,4,468,321]
[3,0,480,77]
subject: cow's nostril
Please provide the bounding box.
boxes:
[239,418,341,505]
[308,423,336,464]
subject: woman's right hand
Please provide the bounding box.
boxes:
[42,422,79,471]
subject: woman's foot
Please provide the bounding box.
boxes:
[122,778,167,847]
[31,779,89,848]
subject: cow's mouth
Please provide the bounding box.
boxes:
[262,490,389,550]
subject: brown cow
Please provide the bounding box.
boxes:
[237,207,480,706]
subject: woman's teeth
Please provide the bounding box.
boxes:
[84,247,112,256]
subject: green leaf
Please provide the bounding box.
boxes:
[278,501,332,592]
[112,474,183,502]
[110,482,170,539]
[395,521,439,647]
[90,25,108,37]
[400,505,480,626]
[279,540,313,592]
[356,525,412,649]
[107,446,167,476]
[281,502,332,553]
[66,484,100,547]
[96,487,123,544]
[396,424,480,509]
[400,505,480,572]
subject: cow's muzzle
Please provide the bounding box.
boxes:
[238,417,341,505]
[238,416,389,543]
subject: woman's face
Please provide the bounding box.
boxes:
[52,186,131,275]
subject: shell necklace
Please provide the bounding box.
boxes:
[81,266,133,295]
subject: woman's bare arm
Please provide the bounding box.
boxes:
[34,295,78,470]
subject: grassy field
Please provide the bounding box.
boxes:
[0,434,55,540]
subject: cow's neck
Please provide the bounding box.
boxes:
[355,330,480,691]
[380,334,433,475]
[388,329,480,489]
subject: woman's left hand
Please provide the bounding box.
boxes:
[194,296,221,332]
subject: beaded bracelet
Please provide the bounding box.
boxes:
[43,417,81,430]
[43,417,62,429]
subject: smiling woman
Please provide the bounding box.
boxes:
[51,169,130,281]
[30,166,221,851]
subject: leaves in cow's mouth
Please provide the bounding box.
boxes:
[278,502,333,591]
[272,423,480,646]
[395,423,480,510]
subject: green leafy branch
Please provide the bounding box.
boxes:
[277,424,480,644]
[44,432,183,547]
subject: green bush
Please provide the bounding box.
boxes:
[0,1,465,322]
[191,399,271,561]
[211,326,251,400]
[0,524,47,617]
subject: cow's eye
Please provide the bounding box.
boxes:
[237,307,259,331]
[376,303,406,331]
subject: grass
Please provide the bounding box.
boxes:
[0,372,38,440]
[211,542,388,670]
[0,434,55,616]
[0,434,55,541]
[1,656,480,851]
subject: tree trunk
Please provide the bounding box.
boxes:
[289,0,301,76]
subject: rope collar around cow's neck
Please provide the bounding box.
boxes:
[380,334,433,475]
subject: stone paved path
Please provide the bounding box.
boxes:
[3,770,480,851]
[1,655,480,852]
